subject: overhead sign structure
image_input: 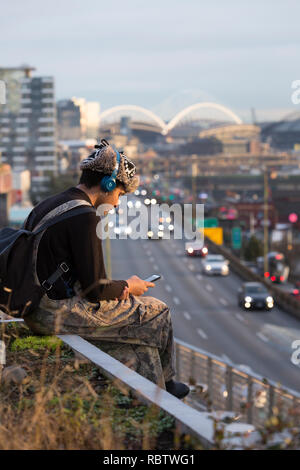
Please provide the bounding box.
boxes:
[204,217,218,228]
[231,226,242,249]
[196,217,218,229]
[199,227,223,245]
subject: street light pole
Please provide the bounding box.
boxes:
[250,212,255,236]
[165,158,170,196]
[263,168,269,275]
[105,232,112,279]
[192,157,198,228]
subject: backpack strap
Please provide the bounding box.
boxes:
[30,199,96,294]
[32,199,95,233]
[41,261,71,292]
[33,205,96,236]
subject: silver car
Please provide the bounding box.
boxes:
[202,254,230,276]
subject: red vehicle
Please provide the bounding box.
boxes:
[291,282,300,301]
[257,252,289,284]
[185,242,208,257]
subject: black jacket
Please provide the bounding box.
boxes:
[25,186,128,302]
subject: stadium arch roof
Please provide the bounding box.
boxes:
[99,105,166,133]
[166,102,242,133]
[99,102,243,135]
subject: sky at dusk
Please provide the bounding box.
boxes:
[1,0,300,122]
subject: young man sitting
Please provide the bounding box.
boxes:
[24,140,189,399]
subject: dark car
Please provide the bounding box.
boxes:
[238,282,274,310]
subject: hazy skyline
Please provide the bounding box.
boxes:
[1,0,300,121]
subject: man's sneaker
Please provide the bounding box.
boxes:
[165,380,190,399]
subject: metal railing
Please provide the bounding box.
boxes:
[175,338,300,428]
[2,311,300,434]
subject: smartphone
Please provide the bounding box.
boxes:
[144,274,161,283]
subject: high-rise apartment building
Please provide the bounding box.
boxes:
[0,65,57,195]
[57,97,100,141]
[57,99,81,140]
[72,97,100,139]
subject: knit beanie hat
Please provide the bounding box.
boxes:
[79,139,139,193]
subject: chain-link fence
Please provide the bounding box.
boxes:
[175,338,300,428]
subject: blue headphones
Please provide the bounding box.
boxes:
[100,149,121,192]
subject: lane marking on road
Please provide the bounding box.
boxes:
[188,264,195,271]
[149,256,155,262]
[256,332,269,343]
[235,313,246,323]
[173,297,180,305]
[165,285,172,292]
[153,264,159,271]
[183,311,191,321]
[205,284,213,292]
[220,298,228,306]
[197,328,208,339]
[196,274,203,281]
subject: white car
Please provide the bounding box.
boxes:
[202,254,230,276]
[114,225,133,236]
[147,227,164,240]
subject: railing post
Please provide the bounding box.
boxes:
[247,376,253,424]
[207,357,213,410]
[0,339,6,381]
[268,384,275,418]
[0,340,5,366]
[175,342,180,381]
[190,350,196,384]
[225,365,233,411]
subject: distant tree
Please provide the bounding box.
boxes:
[223,229,231,247]
[243,235,263,261]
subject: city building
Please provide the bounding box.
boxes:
[260,111,300,150]
[11,169,31,205]
[57,139,97,172]
[71,97,100,139]
[0,163,12,227]
[0,65,57,195]
[57,99,81,140]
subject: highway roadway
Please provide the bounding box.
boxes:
[108,212,300,393]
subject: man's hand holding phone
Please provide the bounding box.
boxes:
[116,274,160,300]
[125,275,155,296]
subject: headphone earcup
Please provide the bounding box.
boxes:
[100,176,109,192]
[101,176,116,192]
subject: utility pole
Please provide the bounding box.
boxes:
[250,212,255,236]
[192,157,198,229]
[287,229,293,252]
[165,158,170,195]
[263,168,269,275]
[105,236,112,279]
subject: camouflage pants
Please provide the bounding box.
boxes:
[24,283,176,388]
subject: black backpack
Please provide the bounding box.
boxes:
[0,200,96,318]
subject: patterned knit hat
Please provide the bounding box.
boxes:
[79,139,139,193]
